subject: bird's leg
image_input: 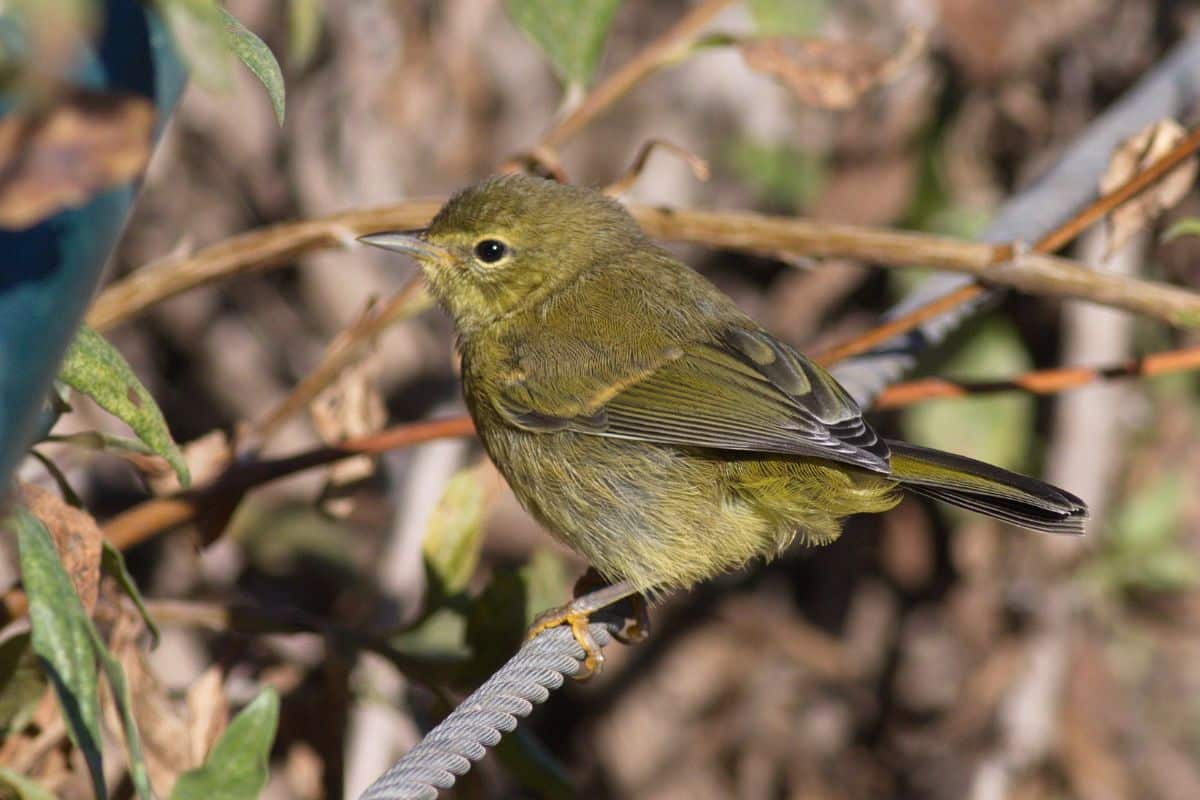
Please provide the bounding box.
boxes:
[525,574,643,680]
[571,569,651,645]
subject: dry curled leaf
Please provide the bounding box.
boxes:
[0,91,155,229]
[1101,119,1198,256]
[16,483,102,614]
[185,667,230,769]
[311,350,386,516]
[103,613,190,797]
[148,430,234,496]
[308,301,388,515]
[739,28,926,110]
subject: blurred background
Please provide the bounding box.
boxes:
[13,0,1200,797]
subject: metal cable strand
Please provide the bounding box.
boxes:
[358,34,1200,800]
[358,623,612,800]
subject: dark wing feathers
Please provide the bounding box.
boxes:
[497,326,891,474]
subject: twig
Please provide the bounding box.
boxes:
[816,122,1200,364]
[248,275,431,447]
[101,416,475,550]
[603,139,710,197]
[538,0,736,151]
[873,345,1200,408]
[85,202,442,330]
[89,204,1200,332]
[631,208,1200,327]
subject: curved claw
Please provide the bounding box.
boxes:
[526,607,605,680]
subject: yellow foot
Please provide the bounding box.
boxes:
[525,606,604,679]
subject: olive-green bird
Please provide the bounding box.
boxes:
[362,174,1086,673]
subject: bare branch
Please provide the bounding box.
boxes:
[90,202,1200,333]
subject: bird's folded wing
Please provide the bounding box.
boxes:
[495,326,891,474]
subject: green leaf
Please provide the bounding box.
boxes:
[101,541,161,647]
[220,7,286,125]
[1111,473,1185,553]
[157,0,234,90]
[287,0,324,67]
[14,509,105,799]
[170,687,279,800]
[723,138,825,212]
[505,0,621,87]
[464,569,528,681]
[0,633,47,735]
[902,318,1035,472]
[89,626,153,800]
[50,430,161,458]
[27,450,84,508]
[519,549,569,626]
[746,0,826,35]
[493,727,575,800]
[422,465,487,597]
[57,325,189,487]
[0,766,56,800]
[1163,217,1200,242]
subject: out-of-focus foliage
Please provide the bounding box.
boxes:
[0,0,284,124]
[422,464,488,599]
[0,633,43,736]
[746,0,825,35]
[902,319,1035,471]
[504,0,621,88]
[100,542,160,645]
[0,766,56,800]
[169,688,279,800]
[724,138,825,211]
[1164,216,1200,242]
[1092,473,1198,593]
[286,0,323,67]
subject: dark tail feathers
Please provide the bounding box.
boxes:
[886,440,1088,535]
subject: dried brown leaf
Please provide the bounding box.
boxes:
[185,666,229,768]
[739,28,926,110]
[148,430,233,496]
[103,613,191,797]
[1101,119,1199,256]
[309,308,387,513]
[16,483,102,614]
[0,91,155,229]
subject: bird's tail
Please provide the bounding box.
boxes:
[886,440,1088,535]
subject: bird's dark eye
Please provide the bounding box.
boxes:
[474,239,508,263]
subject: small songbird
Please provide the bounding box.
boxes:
[361,174,1086,674]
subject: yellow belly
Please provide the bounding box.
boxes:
[480,423,900,594]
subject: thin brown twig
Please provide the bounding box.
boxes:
[538,0,736,152]
[85,201,442,331]
[102,415,476,551]
[248,275,432,447]
[874,344,1200,408]
[603,139,711,197]
[89,203,1200,332]
[815,122,1200,364]
[632,208,1200,326]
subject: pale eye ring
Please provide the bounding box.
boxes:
[474,239,508,263]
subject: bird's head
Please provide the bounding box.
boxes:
[360,174,644,333]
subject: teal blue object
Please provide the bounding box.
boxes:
[0,0,186,489]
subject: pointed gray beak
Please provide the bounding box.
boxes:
[358,231,448,261]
